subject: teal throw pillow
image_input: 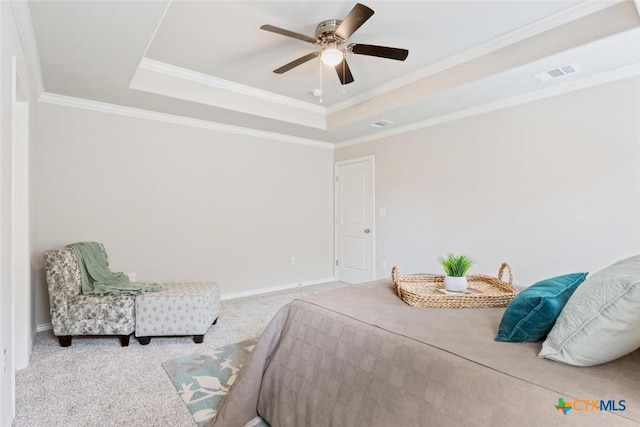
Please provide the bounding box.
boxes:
[496,272,588,342]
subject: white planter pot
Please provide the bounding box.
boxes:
[444,276,468,292]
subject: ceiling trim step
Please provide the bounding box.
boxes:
[336,63,640,149]
[38,92,335,150]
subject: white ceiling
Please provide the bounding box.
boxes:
[25,0,640,146]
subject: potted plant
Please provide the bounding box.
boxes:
[437,253,474,292]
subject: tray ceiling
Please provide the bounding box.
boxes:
[26,1,640,146]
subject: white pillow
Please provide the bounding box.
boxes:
[539,255,640,366]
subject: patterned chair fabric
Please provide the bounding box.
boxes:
[135,282,220,339]
[43,244,135,346]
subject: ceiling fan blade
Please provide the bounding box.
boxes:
[260,24,318,44]
[335,59,355,85]
[350,44,409,61]
[273,52,319,74]
[334,3,374,40]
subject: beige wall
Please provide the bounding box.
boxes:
[33,103,334,326]
[28,63,640,355]
[336,77,640,286]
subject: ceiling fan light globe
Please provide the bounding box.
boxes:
[321,48,344,66]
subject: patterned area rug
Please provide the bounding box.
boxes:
[162,339,269,427]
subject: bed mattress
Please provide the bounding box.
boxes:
[210,279,640,426]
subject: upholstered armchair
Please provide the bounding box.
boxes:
[42,244,135,347]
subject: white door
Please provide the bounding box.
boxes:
[335,156,375,283]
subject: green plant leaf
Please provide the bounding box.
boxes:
[437,253,474,277]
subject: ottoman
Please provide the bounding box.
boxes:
[134,282,220,344]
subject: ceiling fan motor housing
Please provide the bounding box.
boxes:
[316,19,344,44]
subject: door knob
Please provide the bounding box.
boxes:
[364,229,371,233]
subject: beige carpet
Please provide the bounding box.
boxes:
[14,281,348,427]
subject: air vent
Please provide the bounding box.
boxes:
[369,119,395,128]
[533,63,580,83]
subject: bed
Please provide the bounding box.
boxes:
[209,278,640,426]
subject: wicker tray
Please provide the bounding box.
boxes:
[392,263,518,308]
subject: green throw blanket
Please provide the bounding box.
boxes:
[67,242,162,296]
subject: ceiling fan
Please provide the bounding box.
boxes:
[260,3,409,85]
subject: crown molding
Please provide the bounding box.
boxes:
[335,63,640,149]
[139,58,327,115]
[38,61,640,153]
[327,0,624,115]
[10,0,45,98]
[38,92,334,150]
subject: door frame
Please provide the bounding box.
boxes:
[11,55,31,379]
[334,155,375,282]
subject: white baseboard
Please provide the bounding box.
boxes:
[34,277,338,331]
[220,277,337,301]
[36,322,51,332]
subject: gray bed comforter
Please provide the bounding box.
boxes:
[210,279,640,426]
